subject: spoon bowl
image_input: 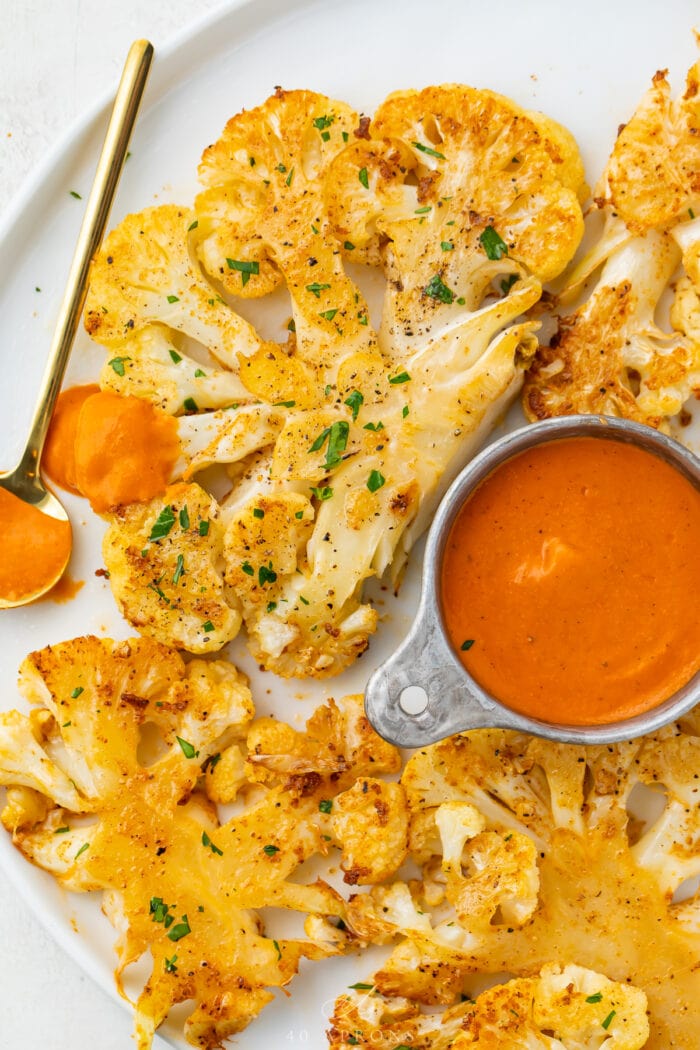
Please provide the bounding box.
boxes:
[0,469,71,608]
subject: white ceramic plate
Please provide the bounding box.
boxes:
[2,1,699,1046]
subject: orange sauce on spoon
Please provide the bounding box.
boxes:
[441,437,700,726]
[0,487,72,605]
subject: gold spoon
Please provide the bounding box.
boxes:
[0,39,153,609]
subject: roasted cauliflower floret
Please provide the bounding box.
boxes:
[331,778,409,885]
[328,964,649,1050]
[84,204,260,368]
[103,482,241,653]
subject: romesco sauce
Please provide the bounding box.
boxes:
[441,437,700,725]
[43,384,101,495]
[0,487,72,605]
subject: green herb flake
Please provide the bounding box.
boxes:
[319,308,338,321]
[226,257,260,287]
[310,485,334,501]
[601,1011,616,1030]
[287,318,296,333]
[299,595,310,606]
[62,721,72,727]
[342,131,349,142]
[166,294,179,304]
[501,274,518,294]
[424,274,455,304]
[194,368,206,378]
[349,982,374,990]
[325,420,349,468]
[164,954,178,973]
[461,639,475,651]
[54,826,70,834]
[273,399,296,407]
[183,397,199,413]
[358,167,369,189]
[294,510,304,520]
[266,601,277,613]
[241,561,254,576]
[167,349,182,364]
[202,831,223,856]
[344,240,356,250]
[258,563,277,586]
[75,842,89,859]
[108,356,130,377]
[198,520,210,537]
[306,281,331,298]
[456,296,466,305]
[167,915,191,942]
[172,554,185,585]
[689,207,696,219]
[176,736,198,759]
[276,163,287,173]
[402,405,409,418]
[70,686,84,699]
[253,507,265,519]
[414,206,432,215]
[389,371,411,385]
[285,166,295,187]
[367,470,385,493]
[363,421,384,432]
[319,799,333,814]
[149,506,176,542]
[202,620,215,633]
[179,506,190,530]
[412,141,446,160]
[344,390,363,420]
[479,225,509,260]
[441,240,454,251]
[311,224,319,234]
[263,844,280,856]
[188,219,199,231]
[69,190,82,199]
[586,993,603,1004]
[273,939,282,960]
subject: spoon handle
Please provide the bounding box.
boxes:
[17,38,154,485]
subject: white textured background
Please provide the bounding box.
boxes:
[0,5,223,1045]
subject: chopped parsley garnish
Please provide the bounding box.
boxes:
[75,842,89,859]
[441,240,454,251]
[309,420,350,469]
[344,240,355,250]
[167,915,191,942]
[188,219,199,231]
[424,274,455,304]
[363,421,384,431]
[389,371,411,385]
[310,485,333,501]
[183,397,198,413]
[169,349,182,363]
[179,506,190,529]
[601,1010,616,1030]
[294,510,304,520]
[402,405,409,418]
[71,686,84,699]
[258,563,277,586]
[263,844,280,856]
[198,519,210,536]
[342,131,349,142]
[226,257,260,287]
[69,190,82,199]
[266,601,277,613]
[147,582,170,605]
[273,939,282,960]
[313,114,335,132]
[299,595,310,606]
[202,620,215,632]
[306,281,331,298]
[585,993,603,1004]
[285,166,295,186]
[166,294,179,304]
[276,163,287,173]
[149,506,176,541]
[241,561,254,576]
[253,507,265,519]
[690,207,696,219]
[358,167,369,189]
[479,225,508,260]
[164,954,178,973]
[344,390,363,420]
[349,982,374,990]
[273,399,296,407]
[108,356,130,376]
[194,368,206,377]
[54,826,70,834]
[461,639,475,651]
[176,736,198,759]
[319,308,338,321]
[172,554,185,585]
[500,273,518,294]
[150,898,174,926]
[367,470,385,493]
[202,831,223,856]
[415,205,432,214]
[456,296,466,305]
[287,318,296,332]
[319,799,333,813]
[412,140,446,160]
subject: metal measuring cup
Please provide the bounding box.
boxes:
[365,415,700,748]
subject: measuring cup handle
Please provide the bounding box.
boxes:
[364,611,500,748]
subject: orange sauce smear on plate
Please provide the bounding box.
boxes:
[441,437,700,726]
[0,487,72,605]
[44,387,180,513]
